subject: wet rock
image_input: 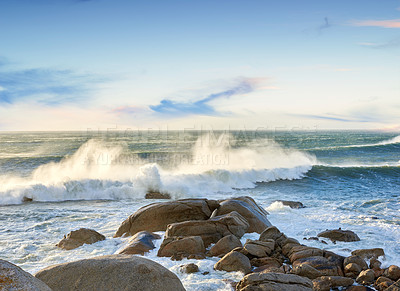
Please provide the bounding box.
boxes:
[351,248,385,259]
[356,269,375,285]
[344,255,368,270]
[158,236,205,258]
[165,211,249,247]
[250,257,282,268]
[384,265,400,281]
[375,276,394,290]
[114,198,219,237]
[118,231,160,255]
[35,255,185,291]
[317,228,360,242]
[292,263,322,279]
[179,263,199,274]
[56,228,105,250]
[242,239,274,258]
[213,196,271,233]
[208,234,242,257]
[236,272,313,291]
[145,191,171,199]
[0,259,52,291]
[313,276,354,291]
[344,263,362,278]
[386,278,400,291]
[274,200,305,209]
[214,250,251,274]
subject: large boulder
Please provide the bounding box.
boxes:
[208,234,242,257]
[384,265,400,281]
[214,250,251,274]
[35,255,185,291]
[114,198,219,237]
[157,236,205,259]
[165,211,249,246]
[56,228,105,250]
[236,272,313,291]
[117,231,161,255]
[213,196,271,233]
[0,259,52,291]
[356,269,375,285]
[344,255,368,270]
[317,228,360,242]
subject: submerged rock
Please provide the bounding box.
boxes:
[179,263,199,274]
[145,191,171,199]
[236,272,313,291]
[0,259,52,291]
[35,255,185,291]
[213,196,271,233]
[274,200,305,209]
[118,231,161,255]
[114,198,219,237]
[165,211,249,246]
[56,228,105,250]
[317,228,360,242]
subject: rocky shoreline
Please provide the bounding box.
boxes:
[1,196,399,291]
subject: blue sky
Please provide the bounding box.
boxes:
[0,0,399,130]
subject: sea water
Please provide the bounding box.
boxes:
[0,130,399,290]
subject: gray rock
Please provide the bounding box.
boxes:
[35,255,185,291]
[0,259,52,291]
[117,231,161,255]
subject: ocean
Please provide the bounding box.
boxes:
[0,130,399,290]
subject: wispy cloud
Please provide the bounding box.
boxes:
[148,78,264,117]
[0,64,105,106]
[352,19,400,28]
[359,37,400,49]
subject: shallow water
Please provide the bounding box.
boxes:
[0,130,399,290]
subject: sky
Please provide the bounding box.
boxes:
[0,0,399,131]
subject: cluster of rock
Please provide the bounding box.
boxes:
[2,196,400,291]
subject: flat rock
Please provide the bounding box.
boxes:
[0,259,52,291]
[274,200,305,209]
[208,234,242,257]
[214,250,251,274]
[317,228,360,242]
[213,196,271,233]
[56,228,105,250]
[118,231,161,255]
[165,211,249,247]
[114,198,219,237]
[157,236,205,258]
[236,272,313,291]
[351,248,385,259]
[35,255,185,291]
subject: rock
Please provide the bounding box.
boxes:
[165,211,249,247]
[214,250,251,274]
[250,257,282,268]
[56,228,105,250]
[344,255,368,270]
[114,198,219,237]
[344,263,362,278]
[208,234,242,257]
[376,276,394,285]
[118,231,160,255]
[375,276,394,290]
[242,239,274,258]
[292,264,322,279]
[289,247,324,262]
[158,236,205,258]
[213,196,271,233]
[145,191,171,199]
[345,286,375,291]
[370,258,382,269]
[356,269,375,285]
[313,276,354,291]
[35,255,185,291]
[386,279,400,291]
[236,272,313,291]
[259,226,287,246]
[180,263,199,274]
[274,200,305,209]
[0,259,52,291]
[317,228,360,242]
[293,256,343,276]
[384,265,400,281]
[253,266,284,274]
[351,248,385,259]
